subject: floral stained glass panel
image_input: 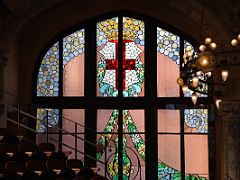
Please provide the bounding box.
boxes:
[36,108,59,133]
[63,29,85,96]
[37,42,59,96]
[96,109,145,179]
[184,109,208,133]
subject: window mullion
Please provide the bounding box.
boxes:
[118,15,123,180]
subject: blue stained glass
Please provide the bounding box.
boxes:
[37,42,59,97]
[36,108,59,133]
[184,109,208,133]
[63,29,85,68]
[157,27,180,64]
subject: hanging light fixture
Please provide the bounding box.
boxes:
[215,98,222,110]
[191,93,198,105]
[177,7,239,106]
[192,76,199,88]
[221,69,229,81]
[182,85,189,96]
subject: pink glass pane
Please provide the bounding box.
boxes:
[158,110,180,133]
[185,135,209,178]
[62,109,85,159]
[158,135,181,171]
[63,30,85,96]
[157,53,180,97]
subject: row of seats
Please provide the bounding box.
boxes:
[0,128,108,179]
[0,159,105,179]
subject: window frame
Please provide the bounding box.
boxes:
[33,10,215,180]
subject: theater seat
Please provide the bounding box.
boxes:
[5,161,25,176]
[38,143,55,157]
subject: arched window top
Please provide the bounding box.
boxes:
[34,14,210,180]
[36,15,196,98]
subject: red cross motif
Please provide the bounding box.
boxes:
[105,40,136,90]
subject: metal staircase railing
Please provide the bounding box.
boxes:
[0,88,143,179]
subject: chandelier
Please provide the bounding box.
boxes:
[178,34,240,106]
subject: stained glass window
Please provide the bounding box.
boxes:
[184,109,208,133]
[37,42,59,96]
[96,109,145,179]
[96,17,144,97]
[62,109,85,159]
[63,29,85,67]
[157,27,180,64]
[35,15,211,180]
[157,28,180,97]
[123,17,145,97]
[185,135,209,179]
[36,108,59,133]
[63,29,85,96]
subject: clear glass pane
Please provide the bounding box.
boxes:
[63,29,85,96]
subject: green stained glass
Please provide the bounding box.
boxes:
[96,110,145,179]
[63,29,85,67]
[36,108,59,133]
[157,27,180,64]
[37,42,59,96]
[184,109,208,133]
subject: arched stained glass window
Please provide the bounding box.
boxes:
[35,13,213,180]
[37,42,59,97]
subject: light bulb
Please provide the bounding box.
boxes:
[192,76,199,88]
[205,37,212,45]
[199,45,206,52]
[215,99,222,110]
[198,55,210,67]
[206,72,212,77]
[185,46,192,52]
[209,42,217,50]
[177,77,184,86]
[221,69,229,81]
[196,71,203,76]
[183,54,187,64]
[191,93,198,105]
[182,85,189,96]
[186,51,193,57]
[231,39,238,46]
[238,34,240,41]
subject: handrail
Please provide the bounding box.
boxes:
[0,88,96,134]
[49,137,106,165]
[1,98,107,168]
[5,114,107,166]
